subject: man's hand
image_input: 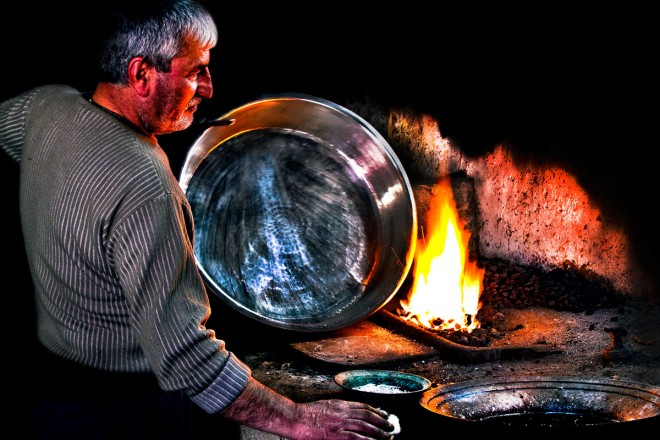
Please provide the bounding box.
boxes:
[290,399,395,439]
[219,377,396,439]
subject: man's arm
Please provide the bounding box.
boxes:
[219,377,396,440]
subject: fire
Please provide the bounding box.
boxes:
[400,176,484,332]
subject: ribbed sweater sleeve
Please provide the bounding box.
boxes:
[0,85,250,414]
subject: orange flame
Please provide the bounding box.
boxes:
[400,176,484,332]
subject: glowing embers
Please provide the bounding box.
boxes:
[399,176,484,333]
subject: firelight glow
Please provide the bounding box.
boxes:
[400,176,484,332]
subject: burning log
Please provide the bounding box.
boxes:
[375,254,626,364]
[384,168,626,363]
[373,308,562,364]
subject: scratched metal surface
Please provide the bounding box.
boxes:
[182,95,416,331]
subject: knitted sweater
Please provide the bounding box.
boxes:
[0,85,250,414]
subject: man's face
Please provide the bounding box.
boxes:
[145,36,214,135]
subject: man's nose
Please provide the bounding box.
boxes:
[198,71,213,99]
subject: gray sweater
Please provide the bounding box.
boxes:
[0,84,250,414]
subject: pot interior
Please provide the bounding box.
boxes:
[335,369,432,396]
[180,94,417,332]
[420,376,660,430]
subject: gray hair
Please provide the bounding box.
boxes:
[97,0,217,84]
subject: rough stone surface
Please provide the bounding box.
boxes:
[231,298,660,438]
[347,102,658,302]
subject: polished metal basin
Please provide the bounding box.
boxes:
[180,94,417,331]
[420,376,660,432]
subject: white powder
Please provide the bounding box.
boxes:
[353,383,407,394]
[387,413,401,435]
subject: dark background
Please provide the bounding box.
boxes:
[0,1,655,432]
[1,3,653,155]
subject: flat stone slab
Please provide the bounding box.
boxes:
[290,319,437,366]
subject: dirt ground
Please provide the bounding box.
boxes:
[405,299,660,386]
[234,298,660,438]
[240,298,660,400]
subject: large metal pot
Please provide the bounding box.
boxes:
[420,376,660,433]
[179,94,417,331]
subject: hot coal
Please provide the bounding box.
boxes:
[480,258,625,313]
[395,257,627,347]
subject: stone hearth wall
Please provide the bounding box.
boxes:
[345,101,655,302]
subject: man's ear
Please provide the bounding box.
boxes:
[127,56,152,98]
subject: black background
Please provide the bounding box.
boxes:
[2,3,653,155]
[0,1,656,432]
[2,2,655,293]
